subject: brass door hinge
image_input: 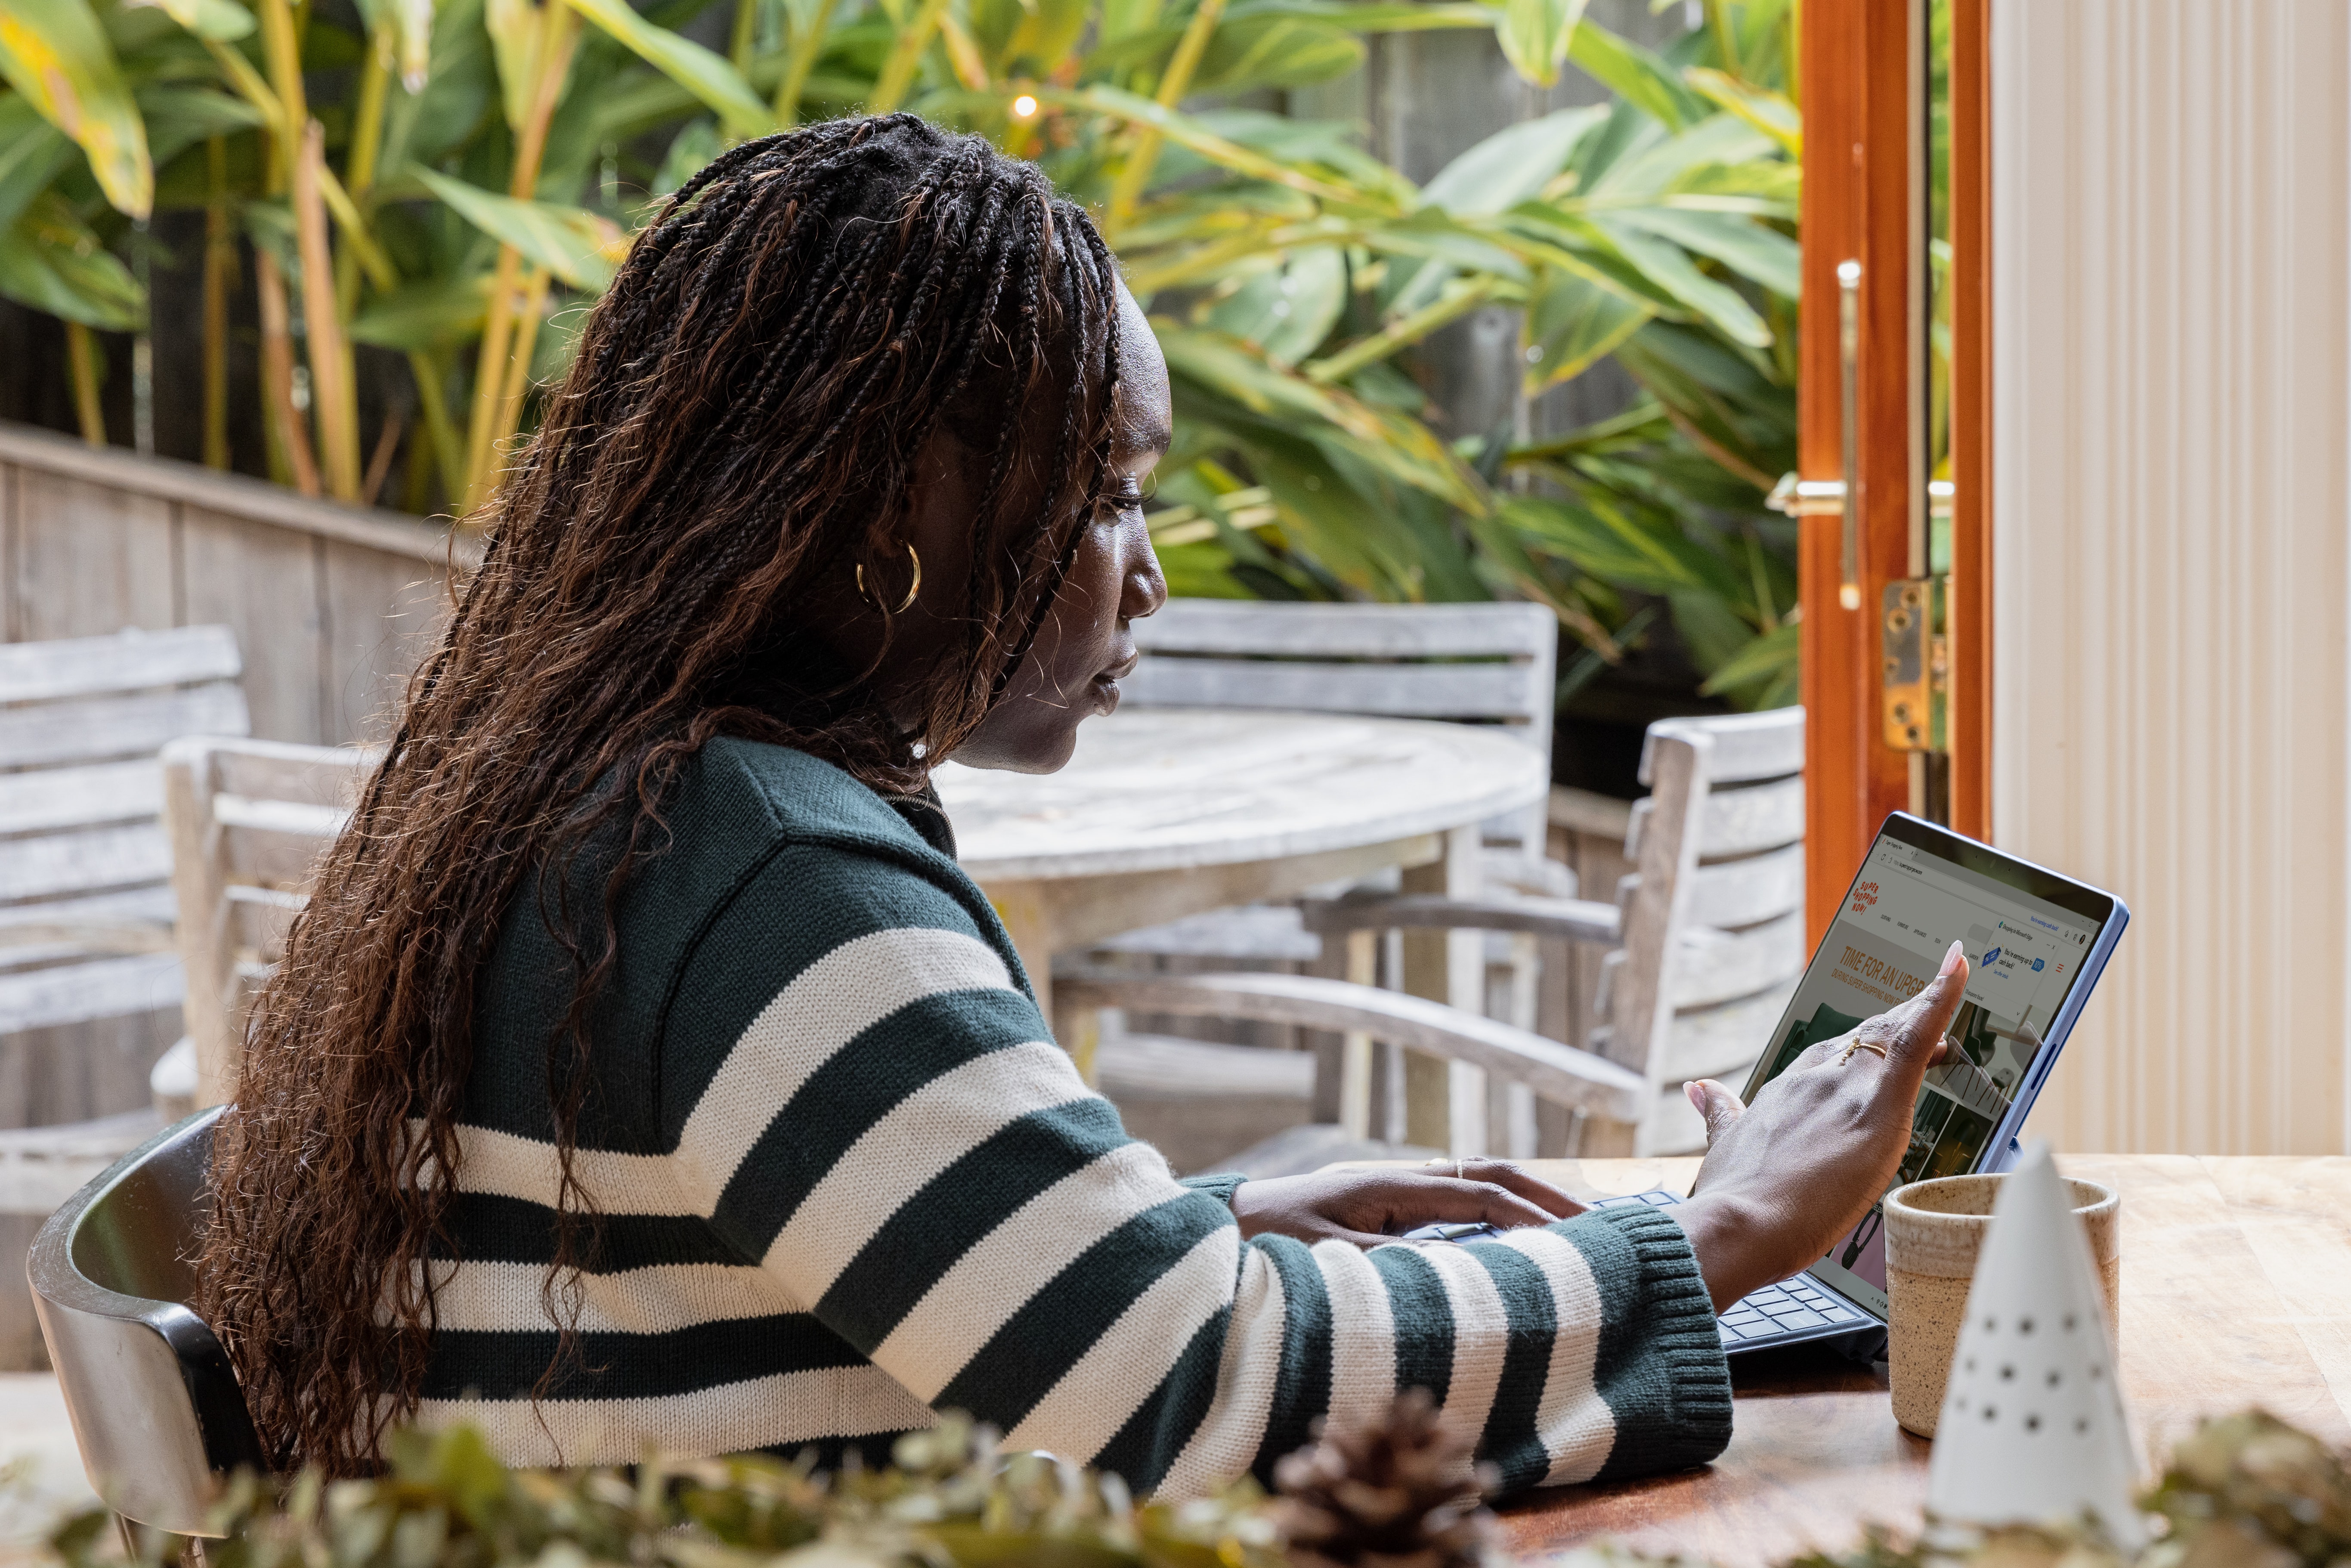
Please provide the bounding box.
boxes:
[1882,576,1948,753]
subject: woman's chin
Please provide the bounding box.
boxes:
[949,714,1086,774]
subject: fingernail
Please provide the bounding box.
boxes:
[1940,939,1964,977]
[1686,1080,1706,1112]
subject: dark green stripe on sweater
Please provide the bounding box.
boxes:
[1464,1238,1561,1493]
[420,1314,867,1402]
[936,1191,1229,1429]
[816,1098,1131,1348]
[1090,1306,1231,1497]
[708,989,1044,1254]
[1370,1245,1453,1405]
[1247,1234,1333,1483]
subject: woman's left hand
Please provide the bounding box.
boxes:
[1227,1159,1584,1247]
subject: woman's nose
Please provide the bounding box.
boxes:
[1124,523,1169,621]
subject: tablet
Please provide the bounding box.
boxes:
[1737,811,2130,1317]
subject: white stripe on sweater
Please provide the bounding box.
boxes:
[1004,1224,1241,1463]
[431,927,1018,1216]
[675,927,1016,1199]
[411,1364,934,1468]
[1416,1241,1510,1481]
[1496,1226,1614,1484]
[1315,1240,1399,1439]
[411,1260,805,1335]
[764,1040,1092,1293]
[873,1139,1182,1400]
[1154,1244,1292,1500]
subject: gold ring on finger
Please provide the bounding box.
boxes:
[1839,1039,1889,1066]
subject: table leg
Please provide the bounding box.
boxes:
[990,883,1104,1085]
[1399,826,1483,1155]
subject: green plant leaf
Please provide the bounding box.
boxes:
[0,0,154,216]
[1565,16,1702,131]
[127,0,255,40]
[350,272,492,347]
[1685,64,1799,156]
[1496,0,1583,88]
[1157,319,1488,518]
[1223,0,1498,30]
[1418,104,1602,216]
[1590,111,1776,198]
[356,0,437,90]
[652,114,721,197]
[1048,84,1399,213]
[0,193,143,328]
[1698,619,1798,709]
[1523,267,1652,391]
[137,84,266,166]
[0,98,74,232]
[410,164,624,289]
[1193,17,1363,94]
[1498,490,1743,602]
[993,0,1086,74]
[1586,212,1769,346]
[563,0,773,135]
[1610,205,1797,298]
[483,0,544,131]
[1202,244,1346,366]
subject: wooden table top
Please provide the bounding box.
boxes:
[932,708,1546,883]
[1500,1154,2351,1566]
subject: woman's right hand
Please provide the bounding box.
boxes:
[1668,940,1971,1312]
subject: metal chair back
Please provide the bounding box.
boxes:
[27,1106,263,1537]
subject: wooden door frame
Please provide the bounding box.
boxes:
[1948,0,1992,840]
[1798,0,1993,938]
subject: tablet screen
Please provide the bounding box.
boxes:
[1739,816,2117,1317]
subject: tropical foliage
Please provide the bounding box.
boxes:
[0,0,1800,706]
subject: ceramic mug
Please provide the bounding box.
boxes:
[1881,1172,2120,1438]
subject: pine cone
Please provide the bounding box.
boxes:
[1273,1389,1497,1568]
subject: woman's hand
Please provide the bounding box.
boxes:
[1229,1159,1584,1247]
[1670,940,1971,1312]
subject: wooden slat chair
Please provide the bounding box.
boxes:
[1299,708,1806,1158]
[0,627,249,1367]
[1116,600,1561,862]
[0,628,248,1209]
[1079,601,1569,1170]
[156,736,370,1112]
[1058,966,1645,1176]
[1595,708,1806,1153]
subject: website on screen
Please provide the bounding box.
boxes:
[1745,836,2103,1315]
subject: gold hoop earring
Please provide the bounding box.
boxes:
[856,542,922,614]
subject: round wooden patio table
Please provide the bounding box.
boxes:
[933,706,1549,1025]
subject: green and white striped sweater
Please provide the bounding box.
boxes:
[418,737,1732,1496]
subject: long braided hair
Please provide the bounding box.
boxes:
[196,116,1127,1475]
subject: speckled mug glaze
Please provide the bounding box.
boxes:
[1882,1173,2119,1438]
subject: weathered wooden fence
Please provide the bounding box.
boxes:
[0,421,473,745]
[0,420,471,1366]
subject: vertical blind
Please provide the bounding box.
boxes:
[1992,0,2351,1153]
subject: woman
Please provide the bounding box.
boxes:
[200,115,1969,1496]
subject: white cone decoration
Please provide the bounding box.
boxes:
[1925,1141,2144,1547]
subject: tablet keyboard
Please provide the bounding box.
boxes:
[1585,1189,1875,1345]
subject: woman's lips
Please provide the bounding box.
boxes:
[1092,653,1137,713]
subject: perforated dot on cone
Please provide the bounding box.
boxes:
[1925,1141,2144,1547]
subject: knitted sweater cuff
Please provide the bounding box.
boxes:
[1179,1172,1250,1209]
[1580,1204,1734,1478]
